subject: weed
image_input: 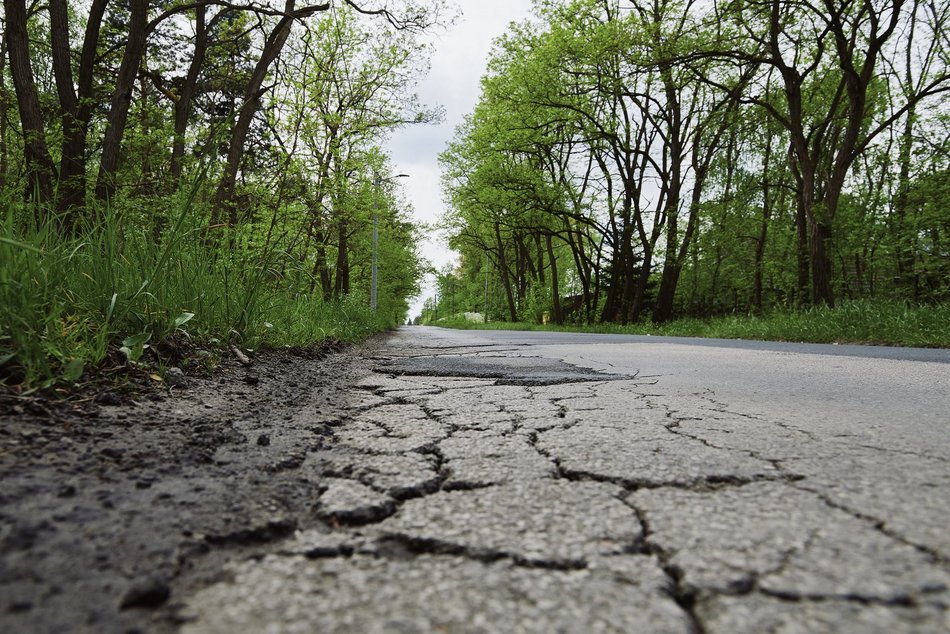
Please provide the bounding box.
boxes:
[0,190,390,389]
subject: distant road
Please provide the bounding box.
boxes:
[434,327,950,363]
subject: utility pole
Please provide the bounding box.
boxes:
[484,253,489,323]
[370,174,379,311]
[370,172,409,312]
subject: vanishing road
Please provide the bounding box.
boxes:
[183,326,950,633]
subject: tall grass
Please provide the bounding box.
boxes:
[0,191,388,388]
[434,300,950,348]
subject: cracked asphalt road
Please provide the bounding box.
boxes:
[181,327,950,633]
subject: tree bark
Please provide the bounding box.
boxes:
[893,103,917,297]
[55,0,110,217]
[650,60,685,323]
[50,0,85,221]
[333,217,349,297]
[170,4,208,184]
[565,225,592,321]
[627,249,652,322]
[95,0,149,202]
[0,27,10,190]
[795,187,810,306]
[211,0,303,227]
[752,131,776,311]
[494,222,518,321]
[808,214,835,307]
[545,234,563,325]
[5,0,56,207]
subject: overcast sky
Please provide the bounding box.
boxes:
[386,0,535,318]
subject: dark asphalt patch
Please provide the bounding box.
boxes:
[377,355,626,385]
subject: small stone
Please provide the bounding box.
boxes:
[119,577,171,609]
[101,447,125,460]
[257,434,271,447]
[164,367,188,389]
[95,391,122,406]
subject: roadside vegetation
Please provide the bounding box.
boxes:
[0,2,444,390]
[431,0,949,341]
[427,301,950,348]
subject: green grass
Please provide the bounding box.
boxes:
[433,300,950,348]
[0,192,390,389]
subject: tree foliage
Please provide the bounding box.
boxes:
[0,0,439,320]
[0,1,443,384]
[439,0,949,324]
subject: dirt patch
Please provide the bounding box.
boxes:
[0,343,371,633]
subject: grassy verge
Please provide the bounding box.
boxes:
[433,300,950,348]
[1,194,389,390]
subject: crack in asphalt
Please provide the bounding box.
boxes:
[794,484,950,566]
[373,534,589,571]
[300,353,816,632]
[620,495,707,634]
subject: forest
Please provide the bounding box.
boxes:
[0,0,443,386]
[432,0,949,327]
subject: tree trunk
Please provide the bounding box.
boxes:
[95,0,149,202]
[0,28,9,190]
[49,0,85,222]
[752,132,776,311]
[170,5,207,184]
[534,232,545,287]
[599,239,623,323]
[211,0,301,227]
[627,249,652,322]
[652,214,678,323]
[333,217,349,298]
[808,214,835,307]
[653,262,680,323]
[546,234,562,325]
[4,0,56,207]
[52,0,110,218]
[651,180,679,322]
[618,220,639,322]
[650,60,685,323]
[801,167,835,307]
[515,235,531,301]
[494,222,518,321]
[893,104,917,297]
[565,225,592,322]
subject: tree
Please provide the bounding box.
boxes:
[4,0,56,208]
[699,0,950,305]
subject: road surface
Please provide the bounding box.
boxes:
[181,326,950,633]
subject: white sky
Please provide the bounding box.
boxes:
[386,0,535,318]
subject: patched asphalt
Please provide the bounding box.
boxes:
[377,353,628,385]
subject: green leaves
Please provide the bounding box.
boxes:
[0,236,42,253]
[174,312,195,329]
[120,332,152,364]
[61,359,85,382]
